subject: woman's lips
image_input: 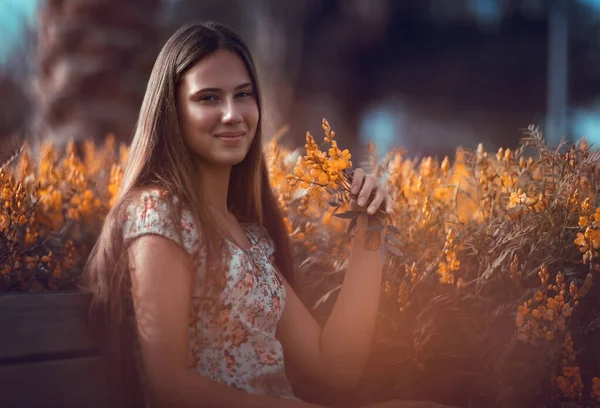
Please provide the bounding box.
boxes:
[215,131,245,143]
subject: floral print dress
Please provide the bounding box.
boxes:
[123,189,298,400]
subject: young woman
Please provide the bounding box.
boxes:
[84,22,455,408]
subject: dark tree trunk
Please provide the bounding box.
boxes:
[33,0,162,145]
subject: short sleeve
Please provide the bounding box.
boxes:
[122,189,183,247]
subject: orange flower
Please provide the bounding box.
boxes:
[587,228,600,249]
[591,377,600,402]
[593,208,600,224]
[52,264,62,278]
[574,232,586,250]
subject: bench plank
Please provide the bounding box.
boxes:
[0,291,99,360]
[0,356,109,408]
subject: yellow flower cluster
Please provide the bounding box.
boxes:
[265,130,318,244]
[0,170,29,233]
[64,142,103,221]
[516,265,590,343]
[1,136,126,291]
[592,377,600,403]
[287,119,352,189]
[506,188,548,216]
[438,229,460,284]
[472,145,518,220]
[507,188,533,210]
[283,119,353,233]
[396,282,410,313]
[552,333,584,401]
[509,254,521,282]
[108,164,123,208]
[384,150,455,246]
[397,262,419,312]
[574,197,600,267]
[567,189,581,213]
[468,144,552,224]
[263,130,295,236]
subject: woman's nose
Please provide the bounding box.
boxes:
[221,98,242,124]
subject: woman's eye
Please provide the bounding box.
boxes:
[199,95,218,102]
[236,91,254,99]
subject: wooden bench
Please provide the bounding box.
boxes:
[0,291,109,408]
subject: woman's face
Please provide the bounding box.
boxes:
[177,49,259,168]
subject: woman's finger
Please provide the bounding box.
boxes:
[351,168,365,196]
[357,176,376,208]
[385,193,393,214]
[367,186,386,215]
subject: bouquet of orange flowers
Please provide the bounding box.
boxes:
[285,119,403,255]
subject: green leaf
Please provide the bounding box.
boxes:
[387,225,401,235]
[385,243,404,257]
[367,224,385,232]
[386,233,402,246]
[334,211,359,219]
[346,218,357,237]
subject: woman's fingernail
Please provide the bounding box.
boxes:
[368,206,376,214]
[358,197,366,206]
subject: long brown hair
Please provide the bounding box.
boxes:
[82,22,294,407]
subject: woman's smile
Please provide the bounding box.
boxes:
[215,131,245,144]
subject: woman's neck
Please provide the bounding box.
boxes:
[196,162,232,211]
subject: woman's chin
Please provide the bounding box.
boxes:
[189,148,250,169]
[213,152,249,167]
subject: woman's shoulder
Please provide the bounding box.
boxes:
[121,186,200,254]
[126,186,178,206]
[123,187,178,224]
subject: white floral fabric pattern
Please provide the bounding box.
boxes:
[123,188,297,399]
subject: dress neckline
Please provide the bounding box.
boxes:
[223,222,260,253]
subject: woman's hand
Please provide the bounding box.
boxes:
[348,168,392,251]
[350,168,392,215]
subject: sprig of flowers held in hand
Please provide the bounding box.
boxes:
[286,119,403,259]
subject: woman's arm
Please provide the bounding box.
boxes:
[277,169,390,391]
[129,235,327,408]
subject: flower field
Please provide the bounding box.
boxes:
[2,121,600,407]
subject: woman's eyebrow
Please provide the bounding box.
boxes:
[235,82,253,90]
[193,87,221,94]
[192,83,254,95]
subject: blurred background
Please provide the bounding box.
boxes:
[1,0,600,159]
